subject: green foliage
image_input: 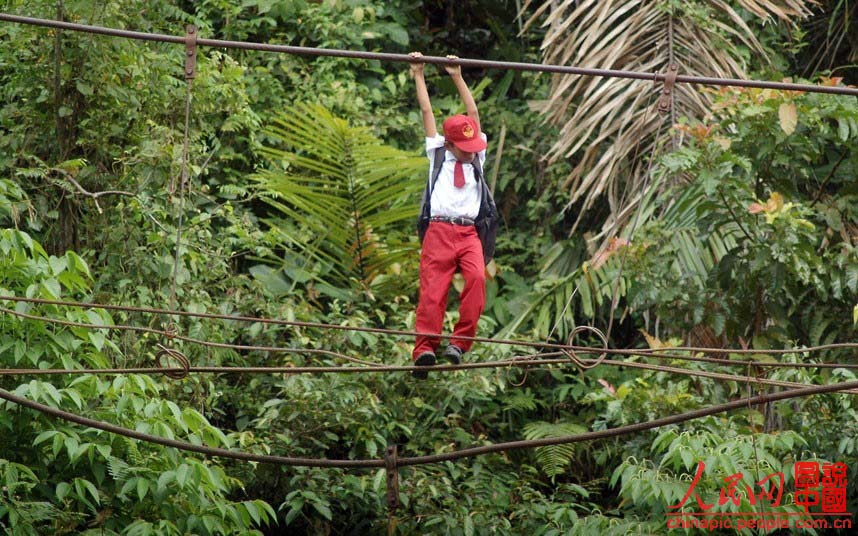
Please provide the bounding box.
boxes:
[0,225,273,534]
[253,103,425,299]
[609,424,817,534]
[0,179,30,227]
[1,1,857,534]
[523,421,587,480]
[626,86,858,346]
[0,460,60,534]
[499,81,858,351]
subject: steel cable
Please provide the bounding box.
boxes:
[0,12,856,96]
[1,297,855,370]
[1,380,855,469]
[3,353,857,396]
[0,305,381,367]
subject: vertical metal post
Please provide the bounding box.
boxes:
[169,24,197,195]
[167,24,198,322]
[385,445,400,535]
[657,64,678,115]
[184,24,197,80]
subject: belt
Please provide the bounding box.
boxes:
[430,216,475,226]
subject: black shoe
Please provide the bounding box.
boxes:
[443,345,463,365]
[412,352,436,379]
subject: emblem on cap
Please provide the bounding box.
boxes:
[462,124,475,138]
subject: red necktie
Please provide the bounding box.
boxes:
[453,161,465,188]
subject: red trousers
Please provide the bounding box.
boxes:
[413,222,486,360]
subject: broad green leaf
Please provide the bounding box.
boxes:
[49,255,68,275]
[89,331,106,352]
[33,430,60,446]
[56,482,71,501]
[75,81,93,96]
[175,464,191,488]
[244,501,261,525]
[464,515,474,536]
[311,501,332,521]
[157,471,174,492]
[680,448,694,470]
[41,278,61,299]
[838,119,850,141]
[137,478,149,502]
[81,478,100,505]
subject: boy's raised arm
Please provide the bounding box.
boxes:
[445,55,480,133]
[409,52,437,138]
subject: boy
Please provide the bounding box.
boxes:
[408,52,498,380]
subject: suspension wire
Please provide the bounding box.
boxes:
[1,299,856,369]
[498,353,858,394]
[0,12,856,97]
[167,67,194,315]
[598,17,675,344]
[0,305,381,367]
[624,344,857,360]
[667,10,678,147]
[595,359,858,395]
[3,294,856,357]
[0,386,378,469]
[605,116,668,342]
[4,354,855,395]
[2,380,855,470]
[0,9,852,376]
[1,295,556,349]
[394,379,858,467]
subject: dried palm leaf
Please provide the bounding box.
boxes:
[521,0,815,242]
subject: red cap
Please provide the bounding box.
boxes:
[442,115,487,153]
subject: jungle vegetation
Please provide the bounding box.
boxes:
[0,0,856,534]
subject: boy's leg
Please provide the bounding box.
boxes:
[413,223,458,360]
[450,226,485,352]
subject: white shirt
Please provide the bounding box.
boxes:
[425,133,488,220]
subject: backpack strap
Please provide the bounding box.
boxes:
[417,147,447,242]
[420,147,446,210]
[471,154,499,263]
[472,156,484,201]
[472,155,483,182]
[429,146,446,192]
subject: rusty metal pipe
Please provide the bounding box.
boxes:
[1,12,856,96]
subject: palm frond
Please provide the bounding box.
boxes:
[253,103,425,293]
[498,170,741,341]
[522,0,814,238]
[523,421,588,479]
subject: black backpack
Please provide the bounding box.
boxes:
[416,147,499,263]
